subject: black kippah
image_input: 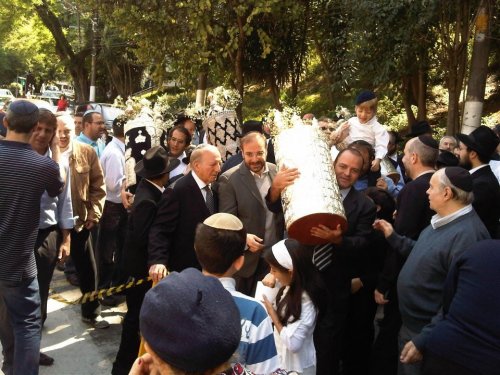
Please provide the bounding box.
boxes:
[444,166,473,192]
[437,150,459,167]
[418,135,439,149]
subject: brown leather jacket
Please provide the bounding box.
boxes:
[68,141,106,232]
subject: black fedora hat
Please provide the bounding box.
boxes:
[456,125,500,159]
[135,146,180,178]
[407,120,433,138]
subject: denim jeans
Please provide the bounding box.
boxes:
[0,277,41,375]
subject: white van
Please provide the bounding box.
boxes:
[58,83,75,98]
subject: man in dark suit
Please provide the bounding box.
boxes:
[372,135,438,375]
[148,144,222,280]
[112,146,179,375]
[308,148,377,375]
[218,131,284,295]
[457,125,500,238]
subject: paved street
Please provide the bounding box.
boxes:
[0,269,127,375]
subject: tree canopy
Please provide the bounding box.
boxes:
[1,0,499,133]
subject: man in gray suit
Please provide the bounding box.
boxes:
[218,132,286,295]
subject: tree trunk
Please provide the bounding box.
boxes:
[313,36,334,108]
[195,71,208,108]
[234,15,246,122]
[417,64,427,121]
[401,76,417,126]
[461,0,491,134]
[266,73,282,110]
[447,69,461,135]
[442,1,472,135]
[34,1,90,102]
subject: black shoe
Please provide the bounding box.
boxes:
[100,295,119,307]
[39,352,54,366]
[66,274,80,287]
[56,262,65,271]
[82,315,110,329]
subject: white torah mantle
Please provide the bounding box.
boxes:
[274,119,347,245]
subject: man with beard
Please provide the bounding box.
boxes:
[218,131,287,295]
[76,110,106,157]
[457,125,500,238]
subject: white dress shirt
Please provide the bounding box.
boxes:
[100,137,125,203]
[169,151,188,178]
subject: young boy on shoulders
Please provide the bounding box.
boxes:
[332,90,389,172]
[194,213,280,375]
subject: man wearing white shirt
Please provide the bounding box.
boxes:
[167,125,191,182]
[218,132,285,296]
[98,116,128,298]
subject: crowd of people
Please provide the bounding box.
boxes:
[0,90,499,375]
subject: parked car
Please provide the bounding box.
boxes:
[0,89,15,100]
[0,89,15,108]
[75,102,124,132]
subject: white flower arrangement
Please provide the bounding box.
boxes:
[265,106,303,138]
[207,86,242,112]
[184,102,207,121]
[335,105,352,121]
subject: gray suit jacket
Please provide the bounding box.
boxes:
[217,161,284,277]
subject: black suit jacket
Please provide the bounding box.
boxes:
[394,172,434,239]
[328,188,377,291]
[148,172,214,272]
[471,165,500,239]
[123,179,163,278]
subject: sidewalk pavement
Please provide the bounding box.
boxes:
[1,269,127,375]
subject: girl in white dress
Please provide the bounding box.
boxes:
[262,239,325,375]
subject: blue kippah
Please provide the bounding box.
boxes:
[355,90,377,105]
[9,100,39,116]
[139,268,240,372]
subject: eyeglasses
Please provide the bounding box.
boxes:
[320,127,336,131]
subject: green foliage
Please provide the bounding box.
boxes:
[0,3,64,86]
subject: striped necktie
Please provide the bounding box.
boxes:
[204,185,215,215]
[312,243,333,271]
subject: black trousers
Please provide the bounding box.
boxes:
[34,225,61,324]
[112,280,151,375]
[97,201,128,289]
[370,287,401,375]
[71,228,100,319]
[342,287,378,375]
[314,265,350,375]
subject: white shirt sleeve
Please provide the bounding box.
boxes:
[279,294,317,353]
[373,122,389,160]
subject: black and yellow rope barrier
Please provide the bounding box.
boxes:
[50,276,153,305]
